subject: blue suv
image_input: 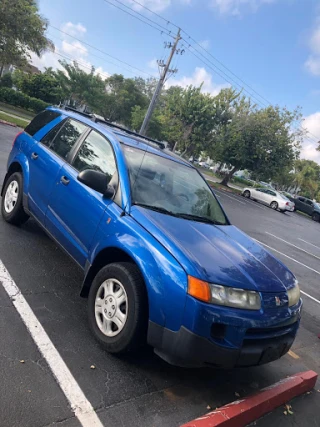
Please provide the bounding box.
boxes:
[1,108,302,367]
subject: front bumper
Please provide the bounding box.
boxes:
[148,297,302,368]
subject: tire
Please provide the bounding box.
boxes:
[1,172,29,225]
[312,212,320,222]
[243,190,251,198]
[88,262,148,354]
[270,201,278,210]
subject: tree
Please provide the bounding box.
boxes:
[161,85,227,157]
[98,74,148,126]
[0,72,13,88]
[211,103,303,186]
[53,60,106,110]
[0,0,53,76]
[131,105,163,140]
[12,69,63,104]
[293,159,320,199]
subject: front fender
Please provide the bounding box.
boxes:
[89,204,188,331]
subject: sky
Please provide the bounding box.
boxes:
[33,0,320,164]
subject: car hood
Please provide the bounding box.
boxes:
[131,207,295,293]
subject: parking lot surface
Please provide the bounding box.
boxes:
[0,124,320,427]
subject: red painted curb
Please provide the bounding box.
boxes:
[181,370,318,427]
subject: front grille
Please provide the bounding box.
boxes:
[245,321,298,340]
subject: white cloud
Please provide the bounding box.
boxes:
[30,22,109,79]
[305,19,320,76]
[198,39,210,50]
[166,66,229,96]
[61,22,87,37]
[210,0,276,16]
[61,40,88,58]
[147,58,158,70]
[126,0,190,13]
[301,112,320,164]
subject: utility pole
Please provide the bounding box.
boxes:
[140,28,181,136]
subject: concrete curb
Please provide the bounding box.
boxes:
[0,119,17,127]
[180,370,318,427]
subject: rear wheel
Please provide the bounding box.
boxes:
[312,212,320,222]
[88,262,148,354]
[243,190,251,198]
[270,201,278,210]
[1,172,29,225]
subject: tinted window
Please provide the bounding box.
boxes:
[306,200,313,206]
[25,110,61,136]
[50,119,87,159]
[41,120,66,146]
[73,130,117,183]
[298,197,305,202]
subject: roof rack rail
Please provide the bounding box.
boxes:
[62,106,165,150]
[92,117,165,150]
[63,106,93,119]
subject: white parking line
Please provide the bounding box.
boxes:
[0,260,103,427]
[253,240,320,305]
[298,238,320,251]
[265,232,320,261]
[213,189,246,205]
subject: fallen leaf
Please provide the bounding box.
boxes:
[284,411,288,416]
[207,405,211,410]
[27,390,31,393]
[20,360,25,363]
[90,365,96,369]
[235,392,240,397]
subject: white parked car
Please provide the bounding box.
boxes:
[242,187,295,212]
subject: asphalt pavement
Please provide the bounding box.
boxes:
[0,124,320,427]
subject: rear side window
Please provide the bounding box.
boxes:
[50,119,87,159]
[41,120,66,146]
[24,110,61,136]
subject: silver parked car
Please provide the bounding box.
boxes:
[242,187,295,212]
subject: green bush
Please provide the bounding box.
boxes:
[231,176,254,186]
[0,87,49,113]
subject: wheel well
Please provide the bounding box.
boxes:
[81,247,141,298]
[1,162,22,196]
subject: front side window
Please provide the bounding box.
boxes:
[122,145,228,225]
[73,130,117,184]
[50,119,87,159]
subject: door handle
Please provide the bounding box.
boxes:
[31,152,38,160]
[60,176,70,186]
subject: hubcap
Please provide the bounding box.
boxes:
[4,180,19,213]
[271,202,277,209]
[94,279,128,337]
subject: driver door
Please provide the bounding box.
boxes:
[45,129,118,267]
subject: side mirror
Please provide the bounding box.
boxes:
[77,169,114,198]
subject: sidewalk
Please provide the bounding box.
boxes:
[0,110,29,123]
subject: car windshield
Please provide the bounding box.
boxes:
[122,145,228,225]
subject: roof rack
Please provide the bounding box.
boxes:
[92,117,165,150]
[62,105,165,150]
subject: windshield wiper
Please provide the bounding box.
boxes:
[133,203,177,217]
[175,213,223,225]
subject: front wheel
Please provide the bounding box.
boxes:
[1,172,29,225]
[243,190,251,198]
[270,201,278,210]
[312,212,320,222]
[88,262,148,354]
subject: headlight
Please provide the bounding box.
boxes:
[188,276,261,310]
[288,281,300,307]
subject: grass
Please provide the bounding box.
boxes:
[0,101,35,120]
[207,179,243,195]
[0,111,29,128]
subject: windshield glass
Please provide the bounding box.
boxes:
[122,145,228,225]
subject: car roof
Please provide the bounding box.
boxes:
[48,107,192,168]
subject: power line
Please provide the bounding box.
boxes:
[101,0,175,38]
[49,25,153,77]
[184,45,267,109]
[52,51,111,79]
[124,0,273,108]
[48,32,151,77]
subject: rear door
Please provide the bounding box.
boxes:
[305,200,314,215]
[27,117,87,224]
[255,188,268,203]
[45,129,118,267]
